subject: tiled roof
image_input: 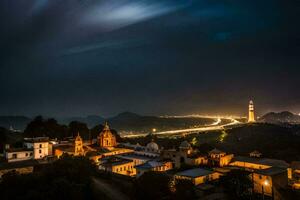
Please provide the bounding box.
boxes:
[232,156,289,168]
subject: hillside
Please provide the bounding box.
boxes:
[108,112,216,133]
[259,111,300,124]
[217,123,300,162]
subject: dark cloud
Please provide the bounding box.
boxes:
[0,0,299,117]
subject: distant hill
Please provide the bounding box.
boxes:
[0,116,31,130]
[107,112,215,133]
[59,115,105,128]
[0,112,217,134]
[259,111,300,124]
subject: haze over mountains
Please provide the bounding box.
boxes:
[1,111,300,131]
[0,112,215,132]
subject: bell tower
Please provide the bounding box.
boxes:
[248,100,255,123]
[75,132,84,156]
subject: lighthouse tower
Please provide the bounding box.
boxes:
[248,100,255,123]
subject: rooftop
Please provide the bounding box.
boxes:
[101,158,133,166]
[24,137,49,143]
[5,148,32,153]
[255,167,287,176]
[232,156,289,168]
[176,168,214,178]
[117,154,152,161]
[209,148,225,155]
[135,160,169,169]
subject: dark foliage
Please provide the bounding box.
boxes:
[24,116,68,139]
[219,169,253,200]
[172,179,197,200]
[69,121,90,139]
[0,127,8,151]
[0,155,97,200]
[134,171,172,200]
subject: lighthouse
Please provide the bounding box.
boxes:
[248,100,255,123]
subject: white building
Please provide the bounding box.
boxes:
[4,137,50,162]
[5,147,33,163]
[24,137,49,159]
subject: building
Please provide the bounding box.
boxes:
[229,156,289,171]
[161,141,195,168]
[4,137,50,162]
[23,137,50,160]
[175,168,222,186]
[135,160,173,177]
[208,148,233,167]
[252,167,288,199]
[248,100,256,123]
[4,147,33,163]
[54,133,87,158]
[98,122,116,149]
[99,157,136,176]
[290,161,300,189]
[117,154,152,167]
[249,150,262,158]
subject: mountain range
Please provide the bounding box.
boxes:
[259,111,300,124]
[0,112,215,132]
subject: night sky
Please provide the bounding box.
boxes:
[0,0,299,117]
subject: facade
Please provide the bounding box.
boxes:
[250,150,262,158]
[98,122,116,149]
[24,137,49,159]
[248,100,256,123]
[99,157,136,176]
[54,133,86,158]
[4,137,50,162]
[175,168,222,186]
[229,156,289,171]
[252,167,288,199]
[5,148,33,163]
[290,161,300,189]
[136,160,173,177]
[208,148,233,167]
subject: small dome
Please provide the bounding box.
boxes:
[146,141,159,152]
[180,141,191,149]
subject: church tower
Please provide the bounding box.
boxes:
[74,132,84,156]
[98,122,116,149]
[248,100,255,123]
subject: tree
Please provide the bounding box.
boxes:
[68,121,89,139]
[0,127,8,152]
[134,171,172,200]
[24,116,68,139]
[219,169,253,199]
[0,155,97,200]
[172,179,197,200]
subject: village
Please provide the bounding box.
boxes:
[0,120,299,200]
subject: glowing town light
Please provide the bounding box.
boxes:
[152,128,157,133]
[264,180,270,186]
